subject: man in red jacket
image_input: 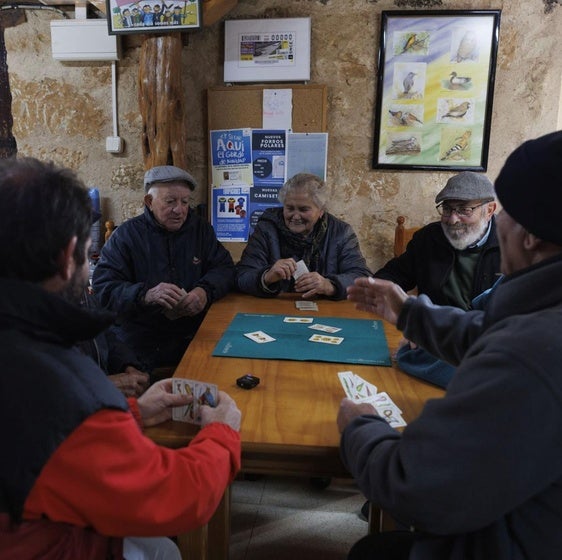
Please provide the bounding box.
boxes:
[0,157,242,559]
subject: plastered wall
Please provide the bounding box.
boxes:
[5,0,562,271]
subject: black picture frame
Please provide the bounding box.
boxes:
[106,0,202,35]
[372,10,501,171]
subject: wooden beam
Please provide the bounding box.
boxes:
[202,0,238,26]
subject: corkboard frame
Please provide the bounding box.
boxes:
[207,84,328,262]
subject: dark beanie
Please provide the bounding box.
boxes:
[495,130,562,246]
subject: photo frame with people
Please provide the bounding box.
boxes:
[106,0,202,34]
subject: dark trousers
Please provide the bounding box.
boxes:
[348,531,416,560]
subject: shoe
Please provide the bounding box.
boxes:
[359,500,370,521]
[309,476,331,490]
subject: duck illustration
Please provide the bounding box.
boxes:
[449,72,472,87]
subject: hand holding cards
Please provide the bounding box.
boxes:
[338,370,407,428]
[172,378,218,424]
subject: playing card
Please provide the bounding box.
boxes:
[283,316,314,323]
[172,378,218,424]
[373,402,407,428]
[244,330,276,343]
[295,301,318,311]
[338,371,378,400]
[293,259,309,280]
[309,333,344,345]
[338,371,357,399]
[309,323,342,333]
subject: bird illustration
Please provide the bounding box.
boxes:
[449,72,472,88]
[389,109,423,127]
[386,136,421,155]
[403,72,416,95]
[442,101,471,119]
[455,31,477,63]
[401,34,417,54]
[441,130,472,161]
[402,111,423,126]
[388,109,404,126]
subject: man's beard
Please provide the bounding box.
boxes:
[60,264,89,304]
[441,211,489,250]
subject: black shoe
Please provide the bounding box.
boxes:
[359,500,370,521]
[309,476,331,490]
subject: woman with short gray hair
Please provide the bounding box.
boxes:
[236,173,371,300]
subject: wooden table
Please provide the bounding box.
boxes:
[146,293,444,560]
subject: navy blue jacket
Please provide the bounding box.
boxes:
[92,207,235,370]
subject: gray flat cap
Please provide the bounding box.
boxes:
[144,165,197,192]
[435,171,495,204]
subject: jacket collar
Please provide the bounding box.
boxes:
[0,278,115,346]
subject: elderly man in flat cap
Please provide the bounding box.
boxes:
[341,131,562,560]
[375,171,500,309]
[369,171,502,391]
[93,166,235,374]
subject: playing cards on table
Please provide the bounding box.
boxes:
[172,378,218,424]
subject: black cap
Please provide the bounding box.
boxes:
[495,131,562,246]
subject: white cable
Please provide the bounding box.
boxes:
[111,61,118,138]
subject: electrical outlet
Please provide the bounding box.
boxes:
[106,136,123,153]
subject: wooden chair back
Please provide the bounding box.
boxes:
[394,216,421,257]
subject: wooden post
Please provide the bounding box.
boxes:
[0,10,25,159]
[138,34,187,170]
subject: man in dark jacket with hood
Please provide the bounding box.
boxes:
[93,166,235,373]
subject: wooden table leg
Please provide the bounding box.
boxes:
[176,486,230,560]
[177,525,208,560]
[208,486,231,560]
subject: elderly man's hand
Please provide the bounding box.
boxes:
[337,398,377,433]
[175,287,207,317]
[144,282,186,309]
[137,378,191,427]
[347,277,408,325]
[200,391,241,432]
[109,367,150,397]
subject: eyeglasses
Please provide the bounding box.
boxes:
[436,202,487,218]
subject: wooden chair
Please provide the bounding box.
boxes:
[394,216,420,257]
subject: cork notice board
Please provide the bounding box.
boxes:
[207,84,328,262]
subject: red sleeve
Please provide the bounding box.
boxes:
[23,409,241,536]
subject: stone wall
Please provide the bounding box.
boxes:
[5,0,562,270]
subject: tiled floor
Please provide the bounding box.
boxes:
[230,475,369,560]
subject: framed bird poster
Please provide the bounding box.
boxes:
[106,0,202,34]
[372,10,501,171]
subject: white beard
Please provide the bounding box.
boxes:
[441,212,490,250]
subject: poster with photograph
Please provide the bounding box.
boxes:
[211,186,251,242]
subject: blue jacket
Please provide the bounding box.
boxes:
[92,207,235,370]
[235,208,371,300]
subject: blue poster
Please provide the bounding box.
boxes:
[211,186,251,242]
[248,186,282,235]
[210,128,253,188]
[251,129,286,187]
